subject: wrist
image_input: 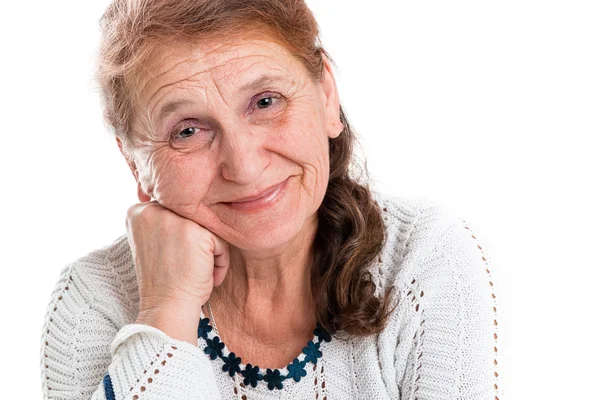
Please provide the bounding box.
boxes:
[136,304,202,346]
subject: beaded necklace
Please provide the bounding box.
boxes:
[197,299,332,391]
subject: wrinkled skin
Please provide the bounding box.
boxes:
[120,34,343,258]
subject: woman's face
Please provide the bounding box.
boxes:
[123,34,343,251]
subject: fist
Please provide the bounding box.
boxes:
[125,200,230,315]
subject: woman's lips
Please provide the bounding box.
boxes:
[223,177,290,212]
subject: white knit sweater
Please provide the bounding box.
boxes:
[40,193,503,399]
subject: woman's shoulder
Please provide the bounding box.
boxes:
[369,191,492,293]
[368,191,500,397]
[40,234,139,397]
[44,233,138,326]
[371,192,458,288]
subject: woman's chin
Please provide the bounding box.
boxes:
[224,218,305,252]
[217,208,318,254]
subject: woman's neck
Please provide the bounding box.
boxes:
[208,216,318,345]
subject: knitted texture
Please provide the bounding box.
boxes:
[40,193,503,399]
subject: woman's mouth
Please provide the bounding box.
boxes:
[223,177,290,212]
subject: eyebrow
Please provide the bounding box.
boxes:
[239,73,289,93]
[156,73,291,122]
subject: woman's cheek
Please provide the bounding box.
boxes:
[144,149,176,200]
[274,108,314,145]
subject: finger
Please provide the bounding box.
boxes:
[211,234,230,286]
[213,265,228,287]
[137,181,152,203]
[212,233,230,268]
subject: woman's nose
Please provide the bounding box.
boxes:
[218,126,269,184]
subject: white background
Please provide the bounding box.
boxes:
[1,1,598,398]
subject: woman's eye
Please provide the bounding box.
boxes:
[257,97,274,109]
[255,94,281,110]
[178,127,198,139]
[168,123,213,146]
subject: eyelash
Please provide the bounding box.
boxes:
[170,92,282,141]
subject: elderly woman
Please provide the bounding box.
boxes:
[40,1,501,399]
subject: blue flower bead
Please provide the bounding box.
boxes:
[204,336,224,360]
[222,352,242,377]
[197,318,213,339]
[264,368,285,390]
[241,364,264,388]
[314,323,332,343]
[302,340,322,364]
[286,358,307,382]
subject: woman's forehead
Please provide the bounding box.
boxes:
[136,37,301,105]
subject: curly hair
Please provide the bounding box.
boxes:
[96,0,396,337]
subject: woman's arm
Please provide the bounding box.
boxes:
[40,253,222,400]
[95,323,221,399]
[393,209,502,399]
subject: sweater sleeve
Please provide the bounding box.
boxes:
[40,254,222,400]
[394,208,502,400]
[94,323,222,399]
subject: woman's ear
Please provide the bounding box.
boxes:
[319,54,344,139]
[116,137,152,203]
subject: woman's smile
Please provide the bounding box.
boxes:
[222,175,292,213]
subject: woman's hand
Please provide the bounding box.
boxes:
[125,200,230,345]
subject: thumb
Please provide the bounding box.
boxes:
[212,234,230,287]
[137,181,152,203]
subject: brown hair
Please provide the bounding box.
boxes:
[97,0,397,337]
